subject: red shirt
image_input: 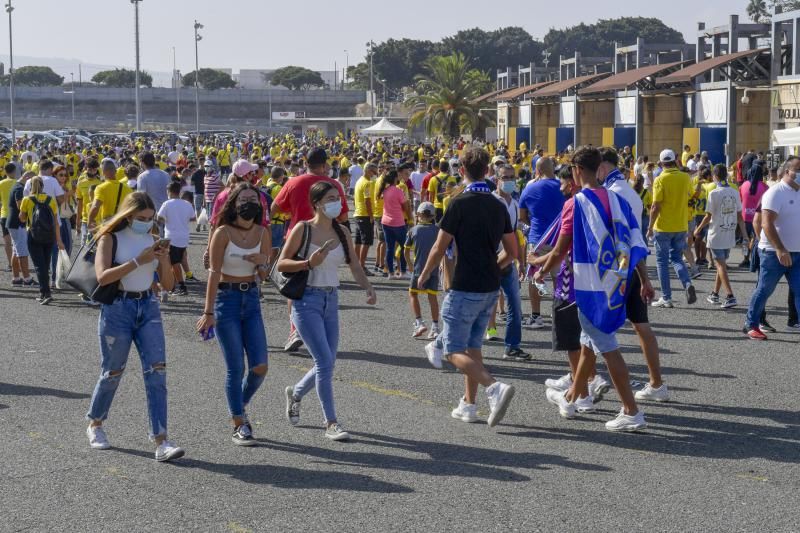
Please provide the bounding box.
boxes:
[559,188,611,243]
[421,170,439,197]
[273,173,348,230]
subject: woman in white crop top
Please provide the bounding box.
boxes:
[277,180,376,442]
[196,183,272,446]
[86,192,185,462]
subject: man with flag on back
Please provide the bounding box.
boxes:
[535,146,654,431]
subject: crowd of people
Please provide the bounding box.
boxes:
[1,131,798,462]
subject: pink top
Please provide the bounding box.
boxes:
[560,187,611,239]
[740,181,768,223]
[381,185,407,227]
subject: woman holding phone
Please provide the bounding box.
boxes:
[278,180,376,441]
[196,183,272,447]
[85,192,184,462]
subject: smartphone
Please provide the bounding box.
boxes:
[200,326,215,341]
[155,238,171,250]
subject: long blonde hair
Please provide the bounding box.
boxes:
[29,176,44,195]
[95,191,155,240]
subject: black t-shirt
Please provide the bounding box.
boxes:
[440,190,512,293]
[191,169,206,196]
[6,182,24,229]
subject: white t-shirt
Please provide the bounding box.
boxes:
[706,185,741,250]
[157,198,196,248]
[759,180,800,252]
[411,171,426,196]
[24,175,65,199]
[348,165,363,192]
[686,159,698,172]
[607,179,644,229]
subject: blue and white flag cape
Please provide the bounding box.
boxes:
[572,188,648,334]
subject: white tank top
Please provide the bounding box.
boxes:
[221,228,263,277]
[307,242,345,288]
[113,228,158,292]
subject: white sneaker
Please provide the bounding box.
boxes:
[525,314,546,329]
[574,394,595,413]
[486,382,515,427]
[451,397,478,423]
[86,425,111,450]
[325,423,351,441]
[155,440,185,462]
[427,325,440,340]
[425,341,443,369]
[651,297,674,308]
[412,321,428,338]
[545,373,573,392]
[285,386,301,426]
[589,374,611,403]
[284,330,304,352]
[634,383,671,402]
[605,408,646,432]
[545,388,577,418]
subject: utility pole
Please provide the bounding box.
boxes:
[366,40,375,121]
[131,0,142,131]
[70,72,75,121]
[5,0,15,143]
[344,49,349,90]
[194,20,203,135]
[173,46,180,129]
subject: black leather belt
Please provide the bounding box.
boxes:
[120,290,152,300]
[219,282,257,291]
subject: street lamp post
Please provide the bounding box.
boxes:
[70,72,75,121]
[366,40,375,121]
[173,46,180,129]
[131,0,142,131]
[194,20,203,136]
[5,0,15,143]
[344,49,349,90]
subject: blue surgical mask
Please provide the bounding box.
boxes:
[323,201,342,219]
[130,219,154,235]
[501,180,516,194]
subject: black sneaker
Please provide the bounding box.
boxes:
[738,259,750,268]
[172,285,188,296]
[39,295,53,305]
[231,424,256,446]
[503,348,532,361]
[759,320,777,333]
[685,285,697,305]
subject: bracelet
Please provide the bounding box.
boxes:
[131,257,140,268]
[305,259,312,270]
[203,312,213,316]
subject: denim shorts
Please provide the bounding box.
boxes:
[9,226,28,257]
[271,222,285,249]
[439,290,499,355]
[711,248,730,261]
[578,309,619,355]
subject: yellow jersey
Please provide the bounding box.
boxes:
[354,176,373,218]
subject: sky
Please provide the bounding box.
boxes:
[0,0,751,86]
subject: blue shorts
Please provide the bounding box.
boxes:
[271,222,285,249]
[439,290,498,355]
[578,309,619,355]
[711,248,730,261]
[9,226,28,257]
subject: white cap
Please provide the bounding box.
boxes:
[660,149,676,163]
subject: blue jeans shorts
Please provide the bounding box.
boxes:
[711,248,730,261]
[438,290,498,355]
[578,309,619,355]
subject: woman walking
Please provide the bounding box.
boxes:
[50,165,74,283]
[85,192,184,462]
[378,169,411,279]
[278,181,376,441]
[196,183,272,446]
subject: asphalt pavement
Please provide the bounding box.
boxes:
[1,234,798,532]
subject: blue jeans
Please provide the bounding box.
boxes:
[654,231,691,300]
[437,290,499,355]
[193,193,204,217]
[499,264,522,349]
[271,222,286,249]
[291,287,340,423]
[50,218,72,282]
[214,285,268,418]
[383,224,407,273]
[87,295,168,439]
[745,249,800,329]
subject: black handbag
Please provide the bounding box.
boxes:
[65,234,120,305]
[269,222,312,300]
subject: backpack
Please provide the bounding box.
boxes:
[29,196,56,244]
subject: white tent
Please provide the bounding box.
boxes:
[772,127,800,147]
[361,118,405,136]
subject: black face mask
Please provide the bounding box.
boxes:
[237,201,262,221]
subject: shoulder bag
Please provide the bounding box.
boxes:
[64,233,120,305]
[269,222,311,300]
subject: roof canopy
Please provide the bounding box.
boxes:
[361,118,405,136]
[530,72,611,99]
[472,88,507,104]
[579,61,688,95]
[773,127,800,147]
[656,48,769,85]
[491,81,555,102]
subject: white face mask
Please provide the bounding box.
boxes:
[322,201,342,219]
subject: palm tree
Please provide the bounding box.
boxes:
[746,0,768,22]
[405,52,491,140]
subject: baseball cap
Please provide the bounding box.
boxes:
[232,159,258,177]
[417,201,435,215]
[203,159,213,167]
[491,155,507,165]
[659,149,676,163]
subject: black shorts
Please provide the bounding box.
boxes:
[435,208,444,223]
[0,218,7,237]
[375,220,385,243]
[168,245,186,266]
[625,274,649,324]
[552,298,581,352]
[354,216,374,246]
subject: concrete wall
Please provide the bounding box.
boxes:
[577,99,614,147]
[533,103,558,147]
[735,88,771,155]
[641,95,685,158]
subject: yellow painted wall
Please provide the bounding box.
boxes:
[602,128,615,147]
[508,128,517,154]
[547,128,556,155]
[683,128,700,155]
[534,104,558,150]
[734,88,770,157]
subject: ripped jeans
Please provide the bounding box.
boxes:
[87,295,168,439]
